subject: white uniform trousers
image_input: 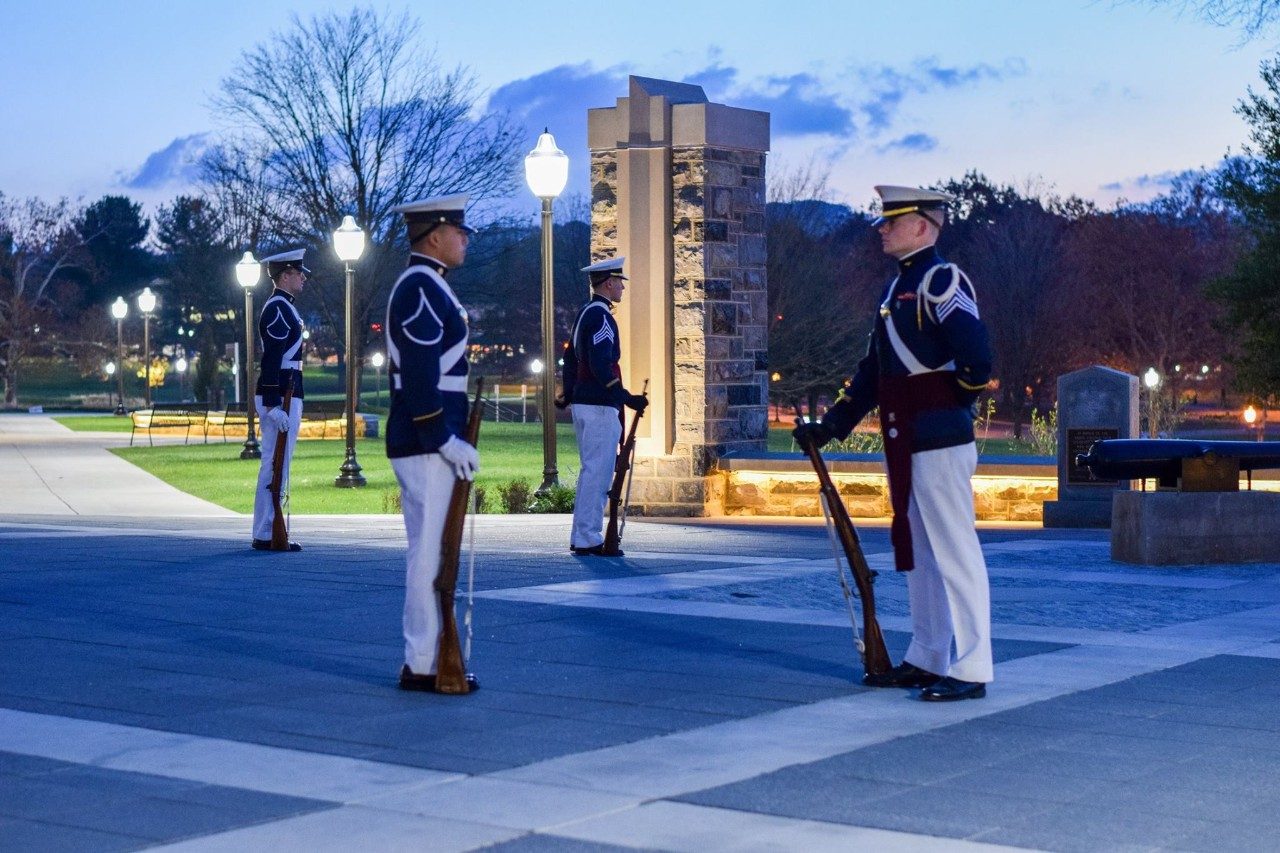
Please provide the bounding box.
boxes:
[251,396,303,541]
[901,442,994,684]
[391,452,456,675]
[570,404,622,549]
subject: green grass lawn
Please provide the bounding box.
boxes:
[114,422,582,514]
[102,419,1044,516]
[56,415,136,432]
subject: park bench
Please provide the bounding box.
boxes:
[129,402,211,447]
[206,402,250,443]
[302,400,347,438]
[205,401,359,442]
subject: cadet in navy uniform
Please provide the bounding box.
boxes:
[562,257,647,556]
[385,194,480,693]
[794,186,994,701]
[251,249,308,552]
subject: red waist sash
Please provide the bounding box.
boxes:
[878,371,959,571]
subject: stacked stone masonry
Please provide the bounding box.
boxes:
[591,146,768,516]
[717,471,1058,522]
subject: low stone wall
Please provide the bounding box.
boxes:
[710,453,1280,522]
[143,413,379,443]
[712,454,1057,522]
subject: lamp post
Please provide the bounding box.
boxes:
[524,128,569,493]
[175,356,188,401]
[371,352,385,408]
[110,297,127,414]
[333,215,367,488]
[1244,405,1262,442]
[1143,367,1160,438]
[235,252,262,459]
[105,362,117,410]
[136,287,157,407]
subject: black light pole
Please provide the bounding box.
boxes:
[524,129,569,494]
[137,287,156,407]
[333,216,367,488]
[111,297,127,414]
[235,253,262,459]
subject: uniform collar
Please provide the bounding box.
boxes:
[270,287,295,304]
[896,244,941,272]
[591,292,615,311]
[410,253,448,277]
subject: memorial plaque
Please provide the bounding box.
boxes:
[1067,427,1119,485]
[1044,366,1138,528]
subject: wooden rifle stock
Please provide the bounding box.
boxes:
[268,377,294,551]
[604,379,648,555]
[434,378,485,694]
[794,406,892,677]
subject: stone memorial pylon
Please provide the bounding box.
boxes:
[1042,365,1138,528]
[587,76,770,515]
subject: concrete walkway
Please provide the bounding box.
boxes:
[3,415,1280,851]
[0,414,234,518]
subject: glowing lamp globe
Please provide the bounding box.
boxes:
[333,215,366,262]
[235,252,261,289]
[524,129,569,199]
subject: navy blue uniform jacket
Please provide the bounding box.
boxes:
[565,295,628,409]
[385,254,470,459]
[822,246,992,452]
[256,288,305,407]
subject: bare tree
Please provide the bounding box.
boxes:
[941,176,1071,437]
[766,163,879,412]
[0,194,91,404]
[1135,0,1280,36]
[203,6,523,375]
[1061,210,1233,404]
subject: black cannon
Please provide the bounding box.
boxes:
[1075,439,1280,491]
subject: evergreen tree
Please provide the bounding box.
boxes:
[1211,57,1280,403]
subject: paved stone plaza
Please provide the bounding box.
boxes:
[3,413,1280,851]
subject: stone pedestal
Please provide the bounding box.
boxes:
[1112,491,1280,564]
[588,76,770,516]
[1043,366,1138,528]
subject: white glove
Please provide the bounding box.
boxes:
[438,435,479,481]
[264,407,290,433]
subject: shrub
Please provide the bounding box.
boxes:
[383,485,487,513]
[1024,405,1058,457]
[382,488,401,513]
[529,483,575,513]
[497,478,533,513]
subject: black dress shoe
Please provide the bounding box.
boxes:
[920,676,986,702]
[251,539,302,552]
[398,665,479,693]
[862,661,942,689]
[570,544,607,556]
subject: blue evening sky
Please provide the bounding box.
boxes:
[0,0,1272,218]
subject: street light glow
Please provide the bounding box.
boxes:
[1245,405,1258,425]
[332,215,366,262]
[110,297,127,321]
[523,129,569,199]
[105,362,116,376]
[235,252,260,289]
[1143,367,1160,390]
[530,358,544,374]
[137,286,156,315]
[175,357,187,373]
[371,352,385,368]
